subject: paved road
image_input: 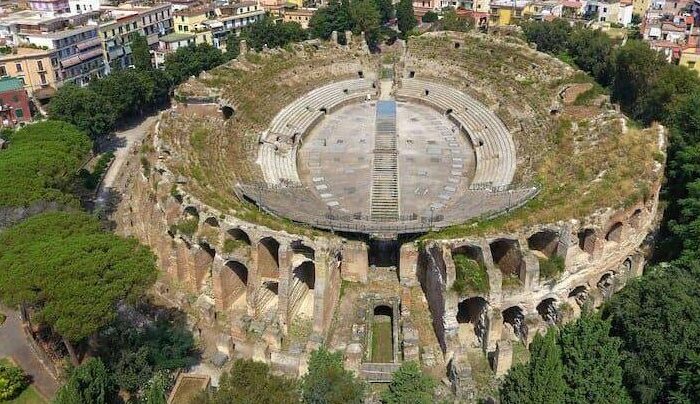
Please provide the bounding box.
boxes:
[0,307,59,399]
[96,115,158,209]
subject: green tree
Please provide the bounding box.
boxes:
[47,84,116,139]
[54,358,114,404]
[558,315,631,404]
[309,0,353,43]
[396,0,417,38]
[374,0,394,23]
[131,33,153,70]
[226,33,241,60]
[350,0,381,47]
[520,19,572,54]
[139,371,169,404]
[0,212,157,365]
[301,348,365,404]
[435,9,472,32]
[382,361,435,404]
[164,43,225,85]
[200,359,299,403]
[422,10,438,23]
[0,362,28,401]
[500,331,566,404]
[567,27,615,86]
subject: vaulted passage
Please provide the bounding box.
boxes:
[257,237,280,279]
[490,239,524,280]
[568,285,588,308]
[222,260,248,311]
[255,280,279,317]
[368,238,399,268]
[606,222,623,242]
[371,305,394,363]
[527,230,559,258]
[289,261,315,318]
[578,228,597,254]
[456,297,488,347]
[502,306,527,342]
[537,298,559,325]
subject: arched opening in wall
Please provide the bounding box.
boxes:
[537,298,559,325]
[184,206,199,219]
[621,257,632,274]
[597,272,615,299]
[289,261,315,318]
[224,228,251,256]
[291,240,315,260]
[489,239,523,284]
[454,42,461,49]
[630,208,643,228]
[456,297,488,348]
[502,306,527,342]
[319,107,328,114]
[221,106,234,120]
[343,88,349,95]
[409,71,416,78]
[577,228,597,254]
[445,108,453,115]
[222,260,248,310]
[257,237,280,279]
[527,230,560,259]
[255,280,279,316]
[605,222,623,242]
[371,305,394,363]
[368,238,399,269]
[204,216,219,228]
[199,241,216,260]
[451,245,487,294]
[424,89,430,96]
[357,71,364,78]
[452,244,483,264]
[568,285,589,308]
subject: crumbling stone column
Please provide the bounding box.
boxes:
[340,241,368,283]
[344,30,352,45]
[399,243,419,286]
[191,244,214,292]
[278,243,292,334]
[485,308,503,352]
[212,255,227,311]
[493,340,513,376]
[239,39,248,56]
[331,30,338,45]
[521,252,540,290]
[175,238,194,290]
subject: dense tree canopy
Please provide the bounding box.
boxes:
[0,121,91,208]
[382,361,435,404]
[131,33,153,71]
[200,359,299,403]
[301,348,365,404]
[54,358,113,404]
[521,18,571,54]
[0,212,157,345]
[396,0,417,37]
[240,16,307,52]
[164,43,226,85]
[47,84,116,139]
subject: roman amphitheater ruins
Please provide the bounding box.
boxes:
[114,31,665,397]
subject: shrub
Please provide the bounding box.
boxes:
[422,10,438,23]
[171,217,199,237]
[539,255,565,280]
[0,362,28,401]
[452,254,489,294]
[223,238,246,254]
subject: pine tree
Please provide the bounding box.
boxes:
[396,0,417,38]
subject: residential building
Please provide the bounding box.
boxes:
[28,0,70,14]
[282,7,315,29]
[207,1,264,46]
[174,5,215,45]
[523,0,563,19]
[412,0,440,16]
[680,45,700,71]
[99,3,174,70]
[0,47,57,97]
[0,9,97,46]
[632,0,651,15]
[21,25,106,86]
[489,0,530,26]
[584,0,634,26]
[68,0,100,14]
[0,77,31,125]
[154,32,195,67]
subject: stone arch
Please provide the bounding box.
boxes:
[568,285,589,308]
[605,222,623,242]
[371,304,394,363]
[357,70,364,78]
[502,306,527,342]
[221,106,234,120]
[597,272,615,298]
[409,70,415,78]
[203,216,219,228]
[227,228,251,245]
[489,239,524,279]
[577,228,597,254]
[527,229,560,258]
[255,280,279,316]
[621,257,632,273]
[257,236,280,279]
[630,208,643,228]
[184,206,199,218]
[221,260,248,310]
[445,108,453,115]
[456,297,488,347]
[454,41,461,49]
[291,240,315,260]
[452,244,484,265]
[289,261,315,318]
[537,298,559,325]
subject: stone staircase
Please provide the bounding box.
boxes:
[360,362,402,383]
[370,101,399,221]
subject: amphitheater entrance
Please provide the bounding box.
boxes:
[456,297,488,348]
[368,238,400,268]
[370,305,395,363]
[537,298,559,325]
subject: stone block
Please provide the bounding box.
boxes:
[493,340,513,376]
[399,243,419,286]
[341,241,368,283]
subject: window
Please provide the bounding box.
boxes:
[40,72,47,84]
[18,77,24,85]
[37,60,43,71]
[0,66,6,76]
[15,108,23,118]
[689,61,696,68]
[15,63,22,72]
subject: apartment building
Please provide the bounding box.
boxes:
[173,5,215,46]
[207,1,264,47]
[99,3,174,70]
[0,47,57,97]
[28,0,70,14]
[282,7,315,29]
[22,25,106,86]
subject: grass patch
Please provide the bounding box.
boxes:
[452,254,489,295]
[222,238,246,254]
[573,83,606,106]
[538,255,565,280]
[170,217,199,237]
[371,319,393,363]
[502,274,522,289]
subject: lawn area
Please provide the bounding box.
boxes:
[170,375,209,404]
[0,358,47,404]
[371,319,393,363]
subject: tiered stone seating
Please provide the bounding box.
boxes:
[258,78,375,186]
[396,79,516,187]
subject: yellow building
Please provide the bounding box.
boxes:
[282,7,315,29]
[680,48,700,73]
[631,0,649,16]
[0,47,57,99]
[174,6,215,46]
[489,0,529,26]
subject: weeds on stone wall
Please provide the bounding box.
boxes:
[452,254,489,295]
[170,217,199,238]
[538,256,565,280]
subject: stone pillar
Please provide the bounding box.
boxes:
[175,238,194,290]
[191,244,214,292]
[278,243,292,334]
[399,243,419,286]
[240,39,248,56]
[340,241,368,283]
[312,248,330,335]
[521,252,540,290]
[493,340,513,376]
[485,308,503,352]
[212,255,227,311]
[331,30,338,45]
[248,239,260,317]
[557,223,573,259]
[344,30,352,46]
